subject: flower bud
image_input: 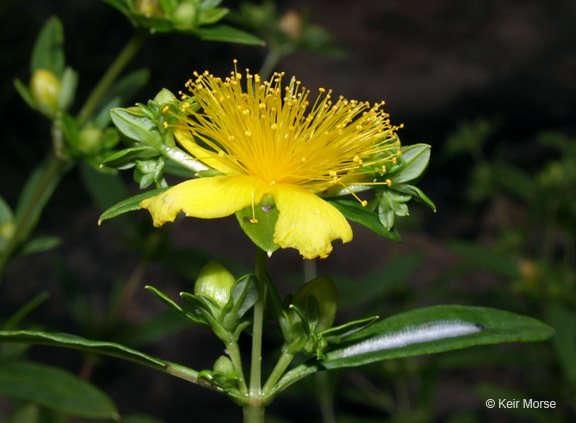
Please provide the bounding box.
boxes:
[30,69,61,117]
[194,261,236,308]
[135,0,163,16]
[213,355,235,376]
[77,126,102,155]
[172,2,198,30]
[278,10,302,40]
[153,88,176,105]
[293,276,338,332]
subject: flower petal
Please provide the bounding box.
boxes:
[272,185,353,259]
[141,175,267,226]
[175,129,240,175]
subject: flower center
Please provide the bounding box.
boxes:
[180,64,402,193]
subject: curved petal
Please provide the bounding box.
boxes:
[140,175,267,226]
[272,185,353,259]
[175,129,240,175]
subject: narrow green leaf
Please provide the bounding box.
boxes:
[0,331,167,370]
[198,8,229,25]
[390,144,431,183]
[13,79,38,110]
[196,24,263,45]
[102,146,160,168]
[97,69,151,117]
[0,360,118,419]
[235,199,279,256]
[14,155,70,240]
[31,16,65,77]
[58,67,77,111]
[145,285,204,324]
[544,303,576,384]
[1,292,50,330]
[392,184,436,211]
[328,198,401,241]
[321,305,553,369]
[98,187,170,224]
[20,236,61,255]
[0,195,13,224]
[6,403,40,423]
[450,241,519,279]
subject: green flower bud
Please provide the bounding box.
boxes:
[77,126,102,155]
[194,261,236,308]
[135,0,163,16]
[30,69,61,117]
[0,221,15,241]
[153,88,176,105]
[278,10,302,40]
[293,276,338,332]
[172,2,198,30]
[213,355,235,376]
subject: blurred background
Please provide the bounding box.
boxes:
[1,0,575,422]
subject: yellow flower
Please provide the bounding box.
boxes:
[141,64,401,259]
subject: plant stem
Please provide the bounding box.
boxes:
[76,31,147,127]
[262,349,293,398]
[244,247,267,423]
[227,339,248,395]
[0,153,70,281]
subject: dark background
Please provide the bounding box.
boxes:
[1,0,575,422]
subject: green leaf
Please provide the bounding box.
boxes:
[31,16,65,77]
[198,7,229,25]
[110,107,162,147]
[492,162,535,202]
[328,198,401,241]
[98,187,170,224]
[13,79,38,110]
[196,24,263,45]
[1,292,50,331]
[102,146,160,168]
[0,195,13,224]
[58,67,77,111]
[392,184,436,211]
[0,331,167,370]
[321,316,379,344]
[20,236,61,255]
[145,285,204,324]
[97,69,151,122]
[320,305,553,369]
[0,360,118,419]
[235,199,280,256]
[335,252,423,309]
[15,156,70,240]
[389,144,431,184]
[544,303,576,384]
[450,241,519,279]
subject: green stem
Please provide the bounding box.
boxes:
[262,349,294,398]
[258,49,282,81]
[316,371,336,423]
[0,153,70,281]
[76,31,147,127]
[244,247,267,423]
[227,339,248,395]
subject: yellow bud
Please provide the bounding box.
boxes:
[135,0,162,16]
[30,69,61,117]
[278,10,302,39]
[194,261,236,308]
